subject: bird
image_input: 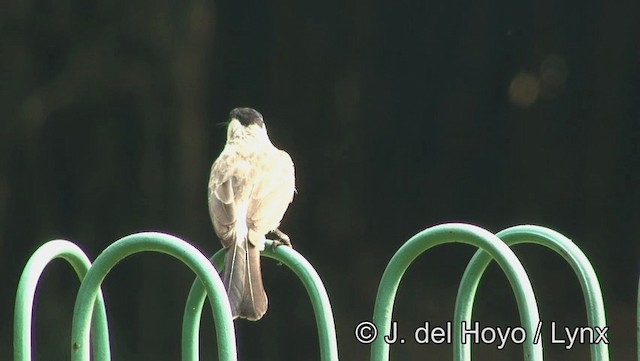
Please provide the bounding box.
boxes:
[208,107,296,320]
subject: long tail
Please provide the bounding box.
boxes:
[222,237,268,320]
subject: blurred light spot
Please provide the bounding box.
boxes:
[509,72,540,108]
[539,54,568,98]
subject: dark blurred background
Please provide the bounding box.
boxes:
[1,0,638,360]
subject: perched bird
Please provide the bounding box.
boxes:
[208,107,295,320]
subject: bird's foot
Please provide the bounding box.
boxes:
[269,228,292,251]
[273,228,292,247]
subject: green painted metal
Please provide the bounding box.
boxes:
[183,239,339,361]
[370,223,543,361]
[70,232,236,361]
[13,224,622,360]
[637,276,639,361]
[454,225,609,361]
[13,240,110,361]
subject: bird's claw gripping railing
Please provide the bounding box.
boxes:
[14,223,626,360]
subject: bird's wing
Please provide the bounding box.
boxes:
[247,149,295,241]
[208,150,246,247]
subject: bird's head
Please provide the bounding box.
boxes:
[226,107,269,143]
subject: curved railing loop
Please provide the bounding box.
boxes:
[370,223,543,361]
[14,240,110,361]
[453,225,609,361]
[182,239,339,361]
[70,232,236,361]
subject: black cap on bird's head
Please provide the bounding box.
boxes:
[230,108,264,127]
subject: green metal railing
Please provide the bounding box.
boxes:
[14,232,337,361]
[182,239,338,361]
[14,240,111,361]
[69,232,236,361]
[454,225,608,361]
[370,223,612,361]
[13,223,629,360]
[370,223,542,361]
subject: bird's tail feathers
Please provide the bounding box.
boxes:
[222,235,268,321]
